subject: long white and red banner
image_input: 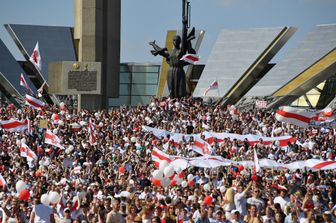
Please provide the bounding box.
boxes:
[275,106,334,128]
[142,126,296,154]
[0,119,28,132]
[152,148,336,170]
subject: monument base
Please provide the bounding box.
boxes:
[78,94,104,110]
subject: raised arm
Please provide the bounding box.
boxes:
[149,41,169,58]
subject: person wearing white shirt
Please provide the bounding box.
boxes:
[30,202,55,223]
[234,182,252,217]
[138,187,152,200]
[273,190,290,211]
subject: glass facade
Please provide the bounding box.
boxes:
[108,63,160,107]
[0,40,37,95]
[6,24,77,82]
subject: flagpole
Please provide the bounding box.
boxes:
[216,78,220,99]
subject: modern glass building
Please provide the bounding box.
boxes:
[108,63,160,107]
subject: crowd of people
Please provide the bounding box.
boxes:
[0,96,335,223]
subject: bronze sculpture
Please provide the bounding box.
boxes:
[149,0,195,98]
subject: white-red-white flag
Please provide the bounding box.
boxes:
[88,118,94,144]
[20,73,33,95]
[272,184,287,191]
[37,81,46,98]
[27,118,32,135]
[45,129,65,149]
[20,142,37,162]
[70,123,81,132]
[203,80,219,96]
[253,148,261,174]
[60,194,79,211]
[275,106,334,128]
[0,173,7,189]
[0,119,28,132]
[29,42,42,70]
[180,53,200,64]
[73,166,82,175]
[25,94,45,110]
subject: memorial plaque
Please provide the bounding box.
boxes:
[68,71,97,91]
[48,61,101,95]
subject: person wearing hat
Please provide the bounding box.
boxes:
[209,209,227,223]
[229,210,243,223]
[322,211,333,223]
[58,208,72,223]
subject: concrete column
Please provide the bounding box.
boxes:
[74,0,120,110]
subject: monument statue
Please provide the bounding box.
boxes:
[149,0,195,98]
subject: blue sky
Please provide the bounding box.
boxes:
[0,0,335,64]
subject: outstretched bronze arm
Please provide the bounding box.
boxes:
[149,40,169,57]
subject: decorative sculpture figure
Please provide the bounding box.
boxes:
[149,0,195,98]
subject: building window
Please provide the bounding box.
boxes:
[108,64,160,108]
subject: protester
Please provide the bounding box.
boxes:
[0,96,335,223]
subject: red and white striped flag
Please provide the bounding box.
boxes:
[151,147,172,168]
[0,173,7,189]
[19,73,33,95]
[73,166,81,174]
[27,118,32,135]
[253,148,261,174]
[20,142,37,162]
[25,94,45,110]
[0,119,28,132]
[203,80,219,96]
[29,42,42,70]
[180,53,200,64]
[275,106,334,128]
[70,123,81,132]
[45,129,65,149]
[37,81,46,98]
[60,195,79,211]
[272,184,287,191]
[88,118,94,144]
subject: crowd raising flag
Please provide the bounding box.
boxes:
[19,73,33,95]
[45,129,65,149]
[37,81,46,98]
[180,53,200,64]
[20,141,37,162]
[29,41,42,71]
[151,147,336,170]
[25,94,45,110]
[203,80,219,96]
[275,106,334,128]
[0,119,28,132]
[253,148,261,173]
